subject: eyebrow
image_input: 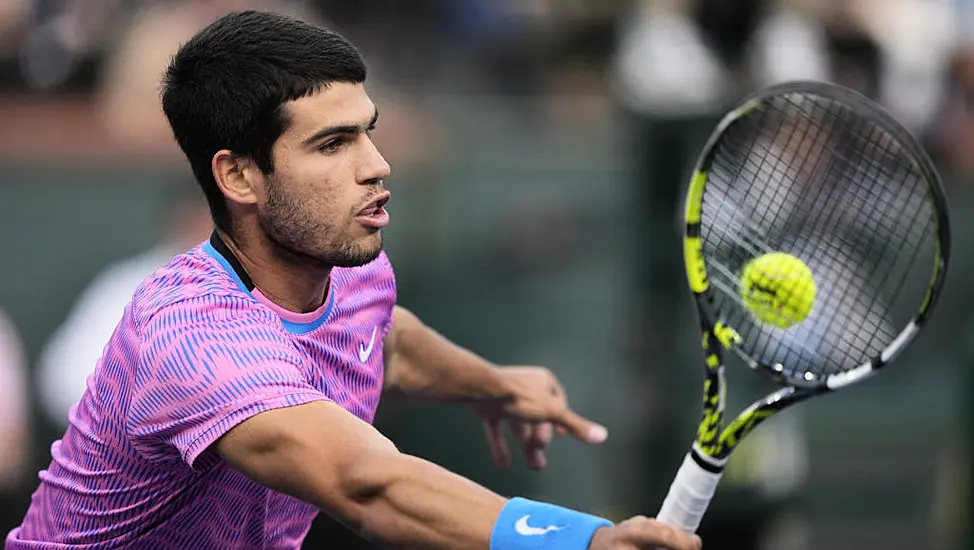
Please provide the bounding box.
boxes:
[302,108,379,147]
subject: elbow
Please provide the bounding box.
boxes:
[214,401,408,541]
[333,448,405,537]
[342,449,400,500]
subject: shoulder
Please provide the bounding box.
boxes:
[130,246,273,332]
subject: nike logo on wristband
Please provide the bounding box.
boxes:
[515,515,564,536]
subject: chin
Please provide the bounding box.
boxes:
[329,251,381,268]
[324,235,383,268]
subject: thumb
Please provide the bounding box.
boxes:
[556,409,608,444]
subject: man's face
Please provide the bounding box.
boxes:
[257,82,392,268]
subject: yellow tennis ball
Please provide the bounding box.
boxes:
[740,252,816,329]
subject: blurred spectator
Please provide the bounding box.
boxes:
[927,42,974,181]
[93,0,441,169]
[19,0,116,92]
[0,308,29,490]
[612,0,831,117]
[36,182,210,427]
[0,0,31,55]
[2,0,124,93]
[97,0,321,156]
[836,0,954,132]
[0,0,34,90]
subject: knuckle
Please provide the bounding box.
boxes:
[631,515,652,527]
[619,515,650,535]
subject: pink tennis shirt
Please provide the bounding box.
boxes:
[8,236,396,549]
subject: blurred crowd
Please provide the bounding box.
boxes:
[1,1,974,549]
[2,0,972,169]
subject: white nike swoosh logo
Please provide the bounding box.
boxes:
[358,327,378,362]
[514,515,564,536]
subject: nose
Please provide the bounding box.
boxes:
[359,136,391,185]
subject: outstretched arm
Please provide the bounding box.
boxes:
[217,401,502,548]
[215,400,700,550]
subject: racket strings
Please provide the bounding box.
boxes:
[798,100,935,351]
[699,92,937,382]
[783,97,930,365]
[783,110,909,356]
[701,195,887,379]
[706,153,896,375]
[702,210,869,376]
[709,110,871,260]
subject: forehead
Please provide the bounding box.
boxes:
[281,82,375,140]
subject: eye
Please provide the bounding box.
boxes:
[318,137,348,154]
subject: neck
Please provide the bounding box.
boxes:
[216,227,331,314]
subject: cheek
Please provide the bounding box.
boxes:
[273,153,360,222]
[279,181,357,234]
[304,170,361,215]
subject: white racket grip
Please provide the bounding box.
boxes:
[655,452,724,534]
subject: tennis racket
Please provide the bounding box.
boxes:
[653,80,951,536]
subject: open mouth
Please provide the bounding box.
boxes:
[356,193,391,228]
[357,194,390,216]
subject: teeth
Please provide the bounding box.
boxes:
[360,197,387,215]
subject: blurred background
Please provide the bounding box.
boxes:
[0,0,973,548]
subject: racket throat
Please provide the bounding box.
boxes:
[696,364,727,454]
[690,443,727,474]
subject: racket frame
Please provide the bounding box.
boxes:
[684,81,950,460]
[655,81,951,536]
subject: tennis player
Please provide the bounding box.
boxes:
[7,11,701,550]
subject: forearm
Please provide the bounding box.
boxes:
[219,403,614,550]
[352,453,506,548]
[224,421,504,548]
[383,306,510,402]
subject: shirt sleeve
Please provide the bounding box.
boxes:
[127,295,329,469]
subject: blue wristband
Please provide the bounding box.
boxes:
[490,497,613,550]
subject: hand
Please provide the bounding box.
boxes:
[589,517,702,550]
[473,366,608,470]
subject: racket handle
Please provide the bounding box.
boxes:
[655,451,724,535]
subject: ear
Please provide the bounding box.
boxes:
[211,149,261,207]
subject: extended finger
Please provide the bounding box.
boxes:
[555,408,608,444]
[482,417,511,468]
[514,421,547,470]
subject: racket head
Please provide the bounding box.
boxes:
[683,80,950,390]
